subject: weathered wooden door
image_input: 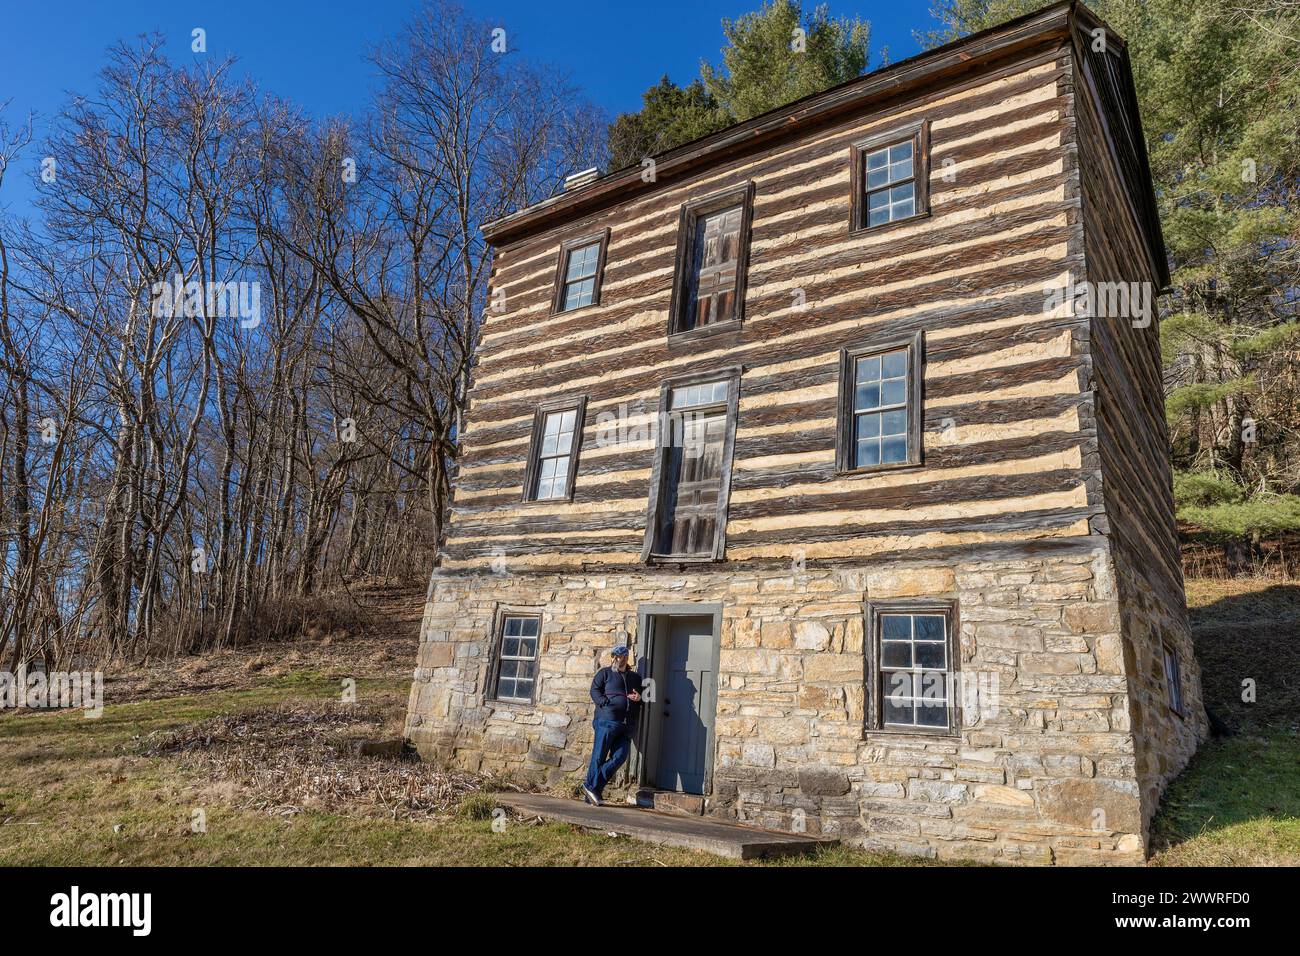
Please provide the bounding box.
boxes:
[655,615,716,794]
[688,205,742,329]
[657,410,726,555]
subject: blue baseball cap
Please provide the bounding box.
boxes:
[611,644,629,657]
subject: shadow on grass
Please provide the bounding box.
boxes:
[1150,581,1300,863]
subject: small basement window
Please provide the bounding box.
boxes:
[491,613,541,703]
[1163,643,1184,717]
[867,600,958,734]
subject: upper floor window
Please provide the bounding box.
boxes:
[523,397,587,502]
[552,230,609,314]
[837,331,923,473]
[867,600,958,735]
[668,184,754,336]
[850,120,929,233]
[642,370,740,562]
[490,612,541,703]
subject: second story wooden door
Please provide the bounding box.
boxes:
[687,205,743,330]
[657,409,727,555]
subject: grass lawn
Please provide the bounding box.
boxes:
[1147,578,1300,866]
[0,672,913,867]
[2,577,1295,866]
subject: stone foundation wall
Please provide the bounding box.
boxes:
[1111,546,1208,833]
[405,544,1163,864]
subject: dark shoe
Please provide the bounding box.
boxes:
[582,785,602,807]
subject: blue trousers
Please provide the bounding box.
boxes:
[584,718,632,796]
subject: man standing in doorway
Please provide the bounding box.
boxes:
[582,644,643,806]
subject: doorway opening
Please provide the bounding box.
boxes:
[631,603,722,796]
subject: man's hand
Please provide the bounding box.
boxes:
[627,691,640,702]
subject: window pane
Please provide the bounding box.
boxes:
[671,381,727,409]
[881,349,907,378]
[916,699,949,727]
[914,615,945,641]
[497,678,516,699]
[889,158,912,183]
[519,617,539,638]
[566,243,599,281]
[868,206,890,227]
[537,455,569,497]
[866,147,888,170]
[855,381,881,411]
[881,435,907,464]
[855,412,880,441]
[867,166,890,189]
[884,670,913,699]
[499,660,518,679]
[891,140,913,163]
[856,440,880,468]
[505,617,523,636]
[502,637,520,657]
[881,409,907,436]
[881,642,911,667]
[562,277,595,311]
[882,691,914,726]
[517,638,538,660]
[867,189,890,211]
[856,354,881,382]
[880,377,907,407]
[881,615,912,640]
[915,641,946,669]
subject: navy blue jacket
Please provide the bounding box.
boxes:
[590,665,643,726]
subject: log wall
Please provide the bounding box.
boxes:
[447,45,1100,571]
[1070,26,1209,829]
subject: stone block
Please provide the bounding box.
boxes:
[741,742,776,768]
[803,652,861,682]
[1062,603,1119,635]
[760,620,793,649]
[866,567,956,598]
[794,620,831,651]
[1037,778,1141,833]
[798,768,851,796]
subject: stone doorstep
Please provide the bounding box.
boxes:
[495,792,835,861]
[631,788,705,816]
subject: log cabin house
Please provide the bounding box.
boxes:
[405,1,1207,864]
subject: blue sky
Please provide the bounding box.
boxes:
[0,0,936,218]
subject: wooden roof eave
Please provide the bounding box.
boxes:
[481,0,1079,248]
